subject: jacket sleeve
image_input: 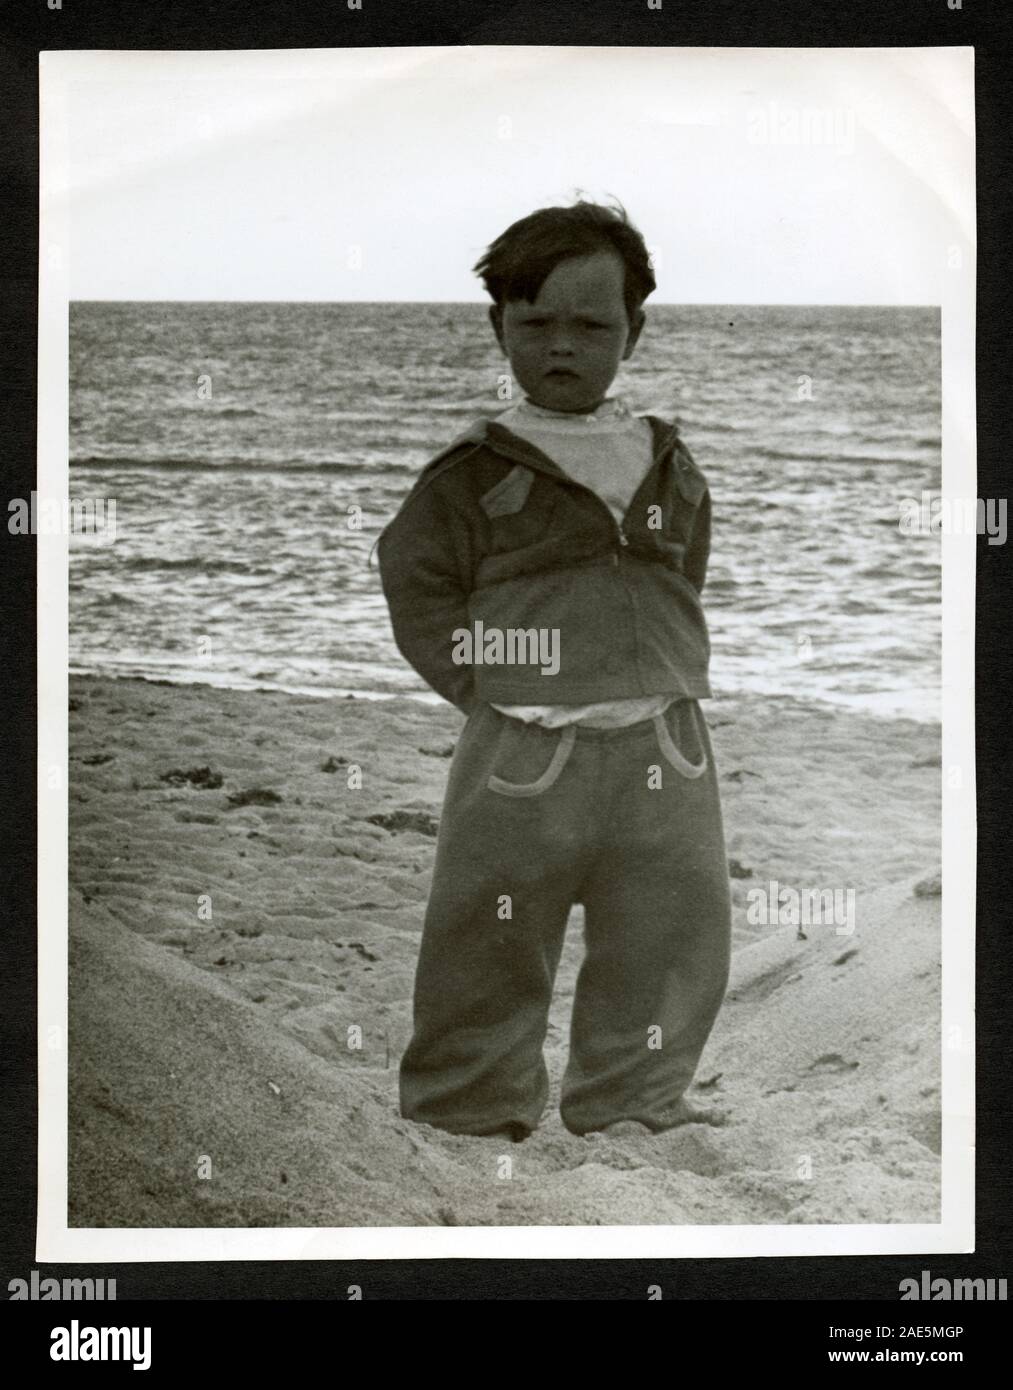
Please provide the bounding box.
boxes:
[683,487,712,595]
[376,472,478,714]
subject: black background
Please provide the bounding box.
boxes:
[1,0,1010,1321]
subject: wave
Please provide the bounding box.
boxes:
[749,444,937,468]
[69,455,412,476]
[685,419,938,450]
[116,556,267,574]
[680,417,753,435]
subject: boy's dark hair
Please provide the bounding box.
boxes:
[473,198,656,324]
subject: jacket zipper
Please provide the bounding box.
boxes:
[481,424,669,690]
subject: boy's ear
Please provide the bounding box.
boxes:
[489,304,507,353]
[622,307,646,360]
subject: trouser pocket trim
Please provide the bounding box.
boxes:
[652,705,708,779]
[487,723,577,798]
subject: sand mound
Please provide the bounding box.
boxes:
[69,874,939,1229]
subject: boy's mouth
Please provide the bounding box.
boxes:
[544,368,580,380]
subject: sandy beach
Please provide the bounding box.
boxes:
[67,675,942,1228]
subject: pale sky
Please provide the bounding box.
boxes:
[41,46,974,304]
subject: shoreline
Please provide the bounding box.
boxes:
[67,664,943,727]
[66,673,942,1227]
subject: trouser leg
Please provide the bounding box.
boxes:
[400,705,590,1135]
[560,701,732,1135]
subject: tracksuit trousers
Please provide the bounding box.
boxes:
[399,698,732,1137]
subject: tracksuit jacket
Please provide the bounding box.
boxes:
[376,414,713,711]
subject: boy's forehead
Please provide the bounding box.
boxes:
[511,251,627,312]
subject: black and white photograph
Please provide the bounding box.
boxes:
[35,44,975,1259]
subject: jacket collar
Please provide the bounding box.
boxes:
[423,412,681,483]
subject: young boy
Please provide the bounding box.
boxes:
[377,200,731,1140]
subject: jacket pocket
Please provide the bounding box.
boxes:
[479,464,535,519]
[478,467,563,561]
[652,701,708,779]
[487,721,577,798]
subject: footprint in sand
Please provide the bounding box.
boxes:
[160,766,224,789]
[226,787,283,807]
[808,1053,859,1075]
[365,809,439,837]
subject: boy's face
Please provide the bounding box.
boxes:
[490,250,645,413]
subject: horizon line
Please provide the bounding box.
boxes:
[68,298,942,309]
